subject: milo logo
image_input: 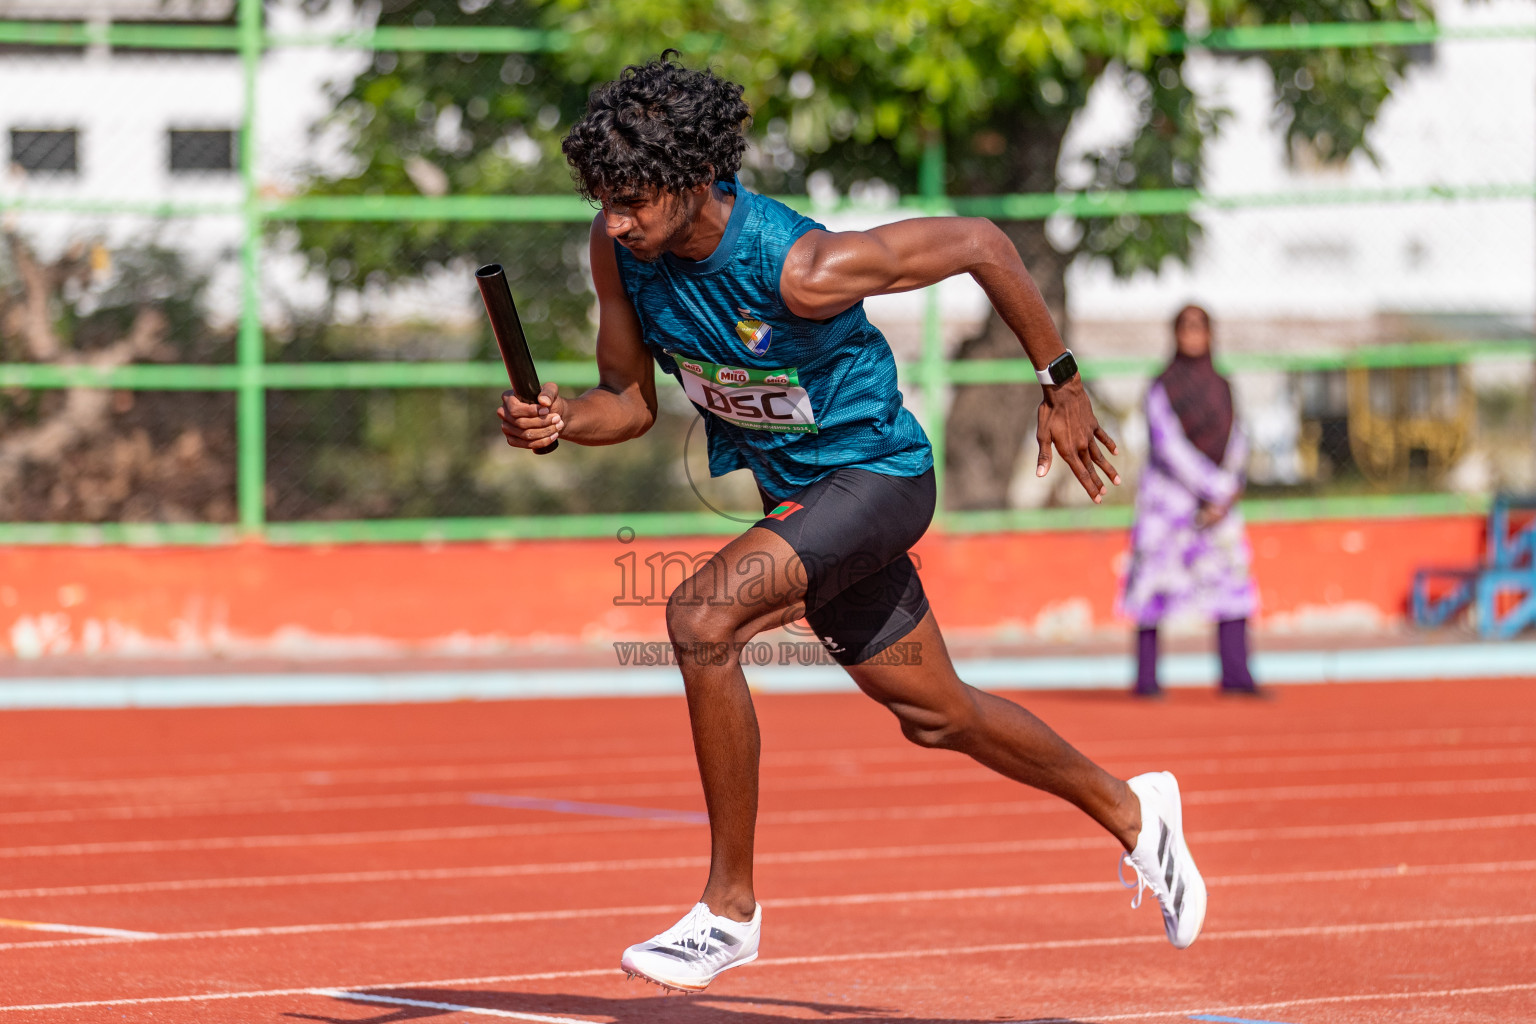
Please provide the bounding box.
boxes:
[716,367,750,385]
[682,361,703,375]
[764,373,789,385]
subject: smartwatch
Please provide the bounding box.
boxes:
[1036,349,1078,387]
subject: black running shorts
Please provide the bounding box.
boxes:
[753,467,935,666]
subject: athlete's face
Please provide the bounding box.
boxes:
[598,186,697,263]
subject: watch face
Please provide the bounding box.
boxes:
[1053,351,1078,384]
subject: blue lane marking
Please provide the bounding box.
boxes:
[0,669,682,710]
[470,792,708,824]
[1191,1015,1301,1024]
[3,639,1535,709]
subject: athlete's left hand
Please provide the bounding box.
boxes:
[1036,377,1120,503]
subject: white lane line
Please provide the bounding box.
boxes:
[0,917,157,939]
[0,903,679,952]
[408,745,1536,809]
[1187,775,1536,805]
[0,821,687,859]
[0,971,616,1014]
[0,730,726,780]
[1084,723,1536,757]
[543,746,1536,803]
[1,858,1531,953]
[0,755,694,798]
[3,811,1534,899]
[0,744,944,798]
[3,914,1535,1014]
[4,721,1530,783]
[4,726,1531,799]
[4,805,1535,862]
[309,989,593,1022]
[0,798,1043,845]
[748,912,1536,966]
[468,793,708,824]
[1058,981,1536,1022]
[435,745,1536,807]
[0,790,478,826]
[8,772,1532,828]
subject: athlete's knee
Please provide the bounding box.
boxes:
[665,581,761,657]
[666,588,729,645]
[889,696,977,750]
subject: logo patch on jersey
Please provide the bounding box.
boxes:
[735,318,772,356]
[766,501,803,521]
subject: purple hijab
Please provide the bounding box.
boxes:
[1157,305,1234,465]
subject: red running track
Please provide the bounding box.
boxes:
[0,679,1533,1023]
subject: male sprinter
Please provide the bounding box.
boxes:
[498,54,1206,992]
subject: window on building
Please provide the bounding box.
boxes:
[168,129,236,173]
[10,129,79,174]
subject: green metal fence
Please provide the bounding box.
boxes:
[0,5,1532,545]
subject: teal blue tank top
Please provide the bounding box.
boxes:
[612,179,933,498]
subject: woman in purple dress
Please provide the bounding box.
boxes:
[1122,305,1261,697]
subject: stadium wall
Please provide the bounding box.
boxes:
[0,514,1483,660]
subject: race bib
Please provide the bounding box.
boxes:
[671,354,818,434]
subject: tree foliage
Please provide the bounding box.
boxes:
[288,1,591,363]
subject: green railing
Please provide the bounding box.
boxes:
[0,6,1532,545]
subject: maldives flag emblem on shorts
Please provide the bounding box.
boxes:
[766,501,803,520]
[735,317,773,355]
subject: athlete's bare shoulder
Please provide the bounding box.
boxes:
[780,226,901,320]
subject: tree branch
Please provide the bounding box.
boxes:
[0,305,168,505]
[2,230,91,362]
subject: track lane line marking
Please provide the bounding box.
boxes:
[515,746,1536,803]
[468,793,707,824]
[0,917,157,939]
[3,812,1534,898]
[746,912,1536,966]
[3,807,1534,862]
[8,772,1533,828]
[309,989,593,1022]
[1056,980,1536,1022]
[3,733,1529,799]
[2,859,1532,952]
[1188,1016,1297,1024]
[4,720,1530,786]
[313,745,1536,806]
[0,790,481,826]
[0,970,617,1014]
[3,919,1535,1013]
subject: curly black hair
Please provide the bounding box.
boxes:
[561,51,750,202]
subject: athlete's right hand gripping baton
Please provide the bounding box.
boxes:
[477,262,558,455]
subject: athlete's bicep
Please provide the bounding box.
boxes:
[589,217,658,419]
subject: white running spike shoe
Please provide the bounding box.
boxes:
[1120,771,1207,949]
[620,902,762,992]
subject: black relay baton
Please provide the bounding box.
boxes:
[476,263,557,454]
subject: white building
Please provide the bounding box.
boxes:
[0,0,364,321]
